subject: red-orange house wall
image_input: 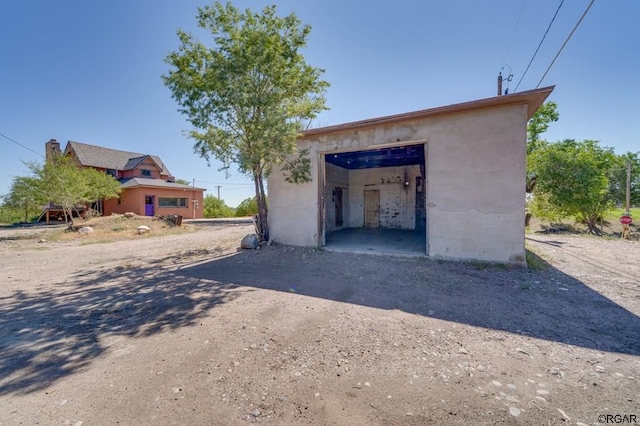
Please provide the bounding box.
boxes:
[103,187,205,219]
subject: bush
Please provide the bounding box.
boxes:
[203,195,235,218]
[235,196,265,217]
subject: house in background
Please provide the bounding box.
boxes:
[267,87,554,264]
[42,139,205,221]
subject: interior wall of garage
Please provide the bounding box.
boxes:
[347,165,421,229]
[325,163,350,233]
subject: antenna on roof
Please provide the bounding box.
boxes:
[498,66,513,95]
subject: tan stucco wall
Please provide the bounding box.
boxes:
[426,105,527,263]
[268,103,528,263]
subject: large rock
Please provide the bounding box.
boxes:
[124,212,137,218]
[78,226,94,234]
[241,234,259,249]
[137,225,151,235]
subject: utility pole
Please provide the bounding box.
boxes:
[215,185,222,199]
[192,178,195,187]
[626,159,632,212]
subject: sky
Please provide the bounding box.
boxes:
[1,0,638,207]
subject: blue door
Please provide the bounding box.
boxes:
[145,196,154,216]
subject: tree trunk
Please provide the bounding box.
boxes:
[253,170,269,242]
[64,206,74,225]
[586,215,601,235]
[526,175,537,193]
[525,212,532,227]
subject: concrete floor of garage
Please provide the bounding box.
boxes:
[324,227,426,256]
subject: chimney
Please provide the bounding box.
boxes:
[45,139,61,163]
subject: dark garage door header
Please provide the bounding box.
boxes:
[325,144,425,170]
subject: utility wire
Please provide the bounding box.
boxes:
[196,180,253,186]
[0,132,44,157]
[537,0,596,88]
[514,0,565,92]
[501,0,527,67]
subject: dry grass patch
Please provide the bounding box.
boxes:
[526,211,639,239]
[53,214,194,242]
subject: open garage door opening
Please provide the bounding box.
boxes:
[322,143,427,256]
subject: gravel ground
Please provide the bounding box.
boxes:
[0,223,638,425]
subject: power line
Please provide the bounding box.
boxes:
[209,186,255,191]
[195,179,253,186]
[0,132,43,158]
[514,0,565,92]
[501,0,527,67]
[536,0,596,88]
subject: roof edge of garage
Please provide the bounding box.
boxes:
[302,86,555,138]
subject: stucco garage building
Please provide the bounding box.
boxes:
[268,87,553,264]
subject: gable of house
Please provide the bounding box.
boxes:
[120,156,165,180]
[64,141,173,180]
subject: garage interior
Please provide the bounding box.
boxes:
[323,143,427,256]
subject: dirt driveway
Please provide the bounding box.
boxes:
[0,223,638,425]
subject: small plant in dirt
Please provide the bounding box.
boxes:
[525,249,548,271]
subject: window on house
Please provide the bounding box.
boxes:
[158,197,188,208]
[106,169,117,177]
[141,169,151,177]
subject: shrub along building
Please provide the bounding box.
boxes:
[268,87,554,264]
[42,139,205,221]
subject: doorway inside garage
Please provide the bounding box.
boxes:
[322,143,427,256]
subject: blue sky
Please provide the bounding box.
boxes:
[1,0,638,207]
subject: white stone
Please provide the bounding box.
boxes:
[241,234,259,249]
[78,226,93,234]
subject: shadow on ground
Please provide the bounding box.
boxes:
[178,245,640,357]
[0,251,242,396]
[2,243,638,397]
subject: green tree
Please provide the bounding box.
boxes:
[174,178,192,186]
[235,196,262,217]
[529,139,617,234]
[608,152,639,209]
[1,175,45,223]
[203,194,235,217]
[526,101,559,193]
[27,154,122,225]
[527,101,559,153]
[163,2,329,241]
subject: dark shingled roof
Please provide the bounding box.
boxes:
[64,141,171,176]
